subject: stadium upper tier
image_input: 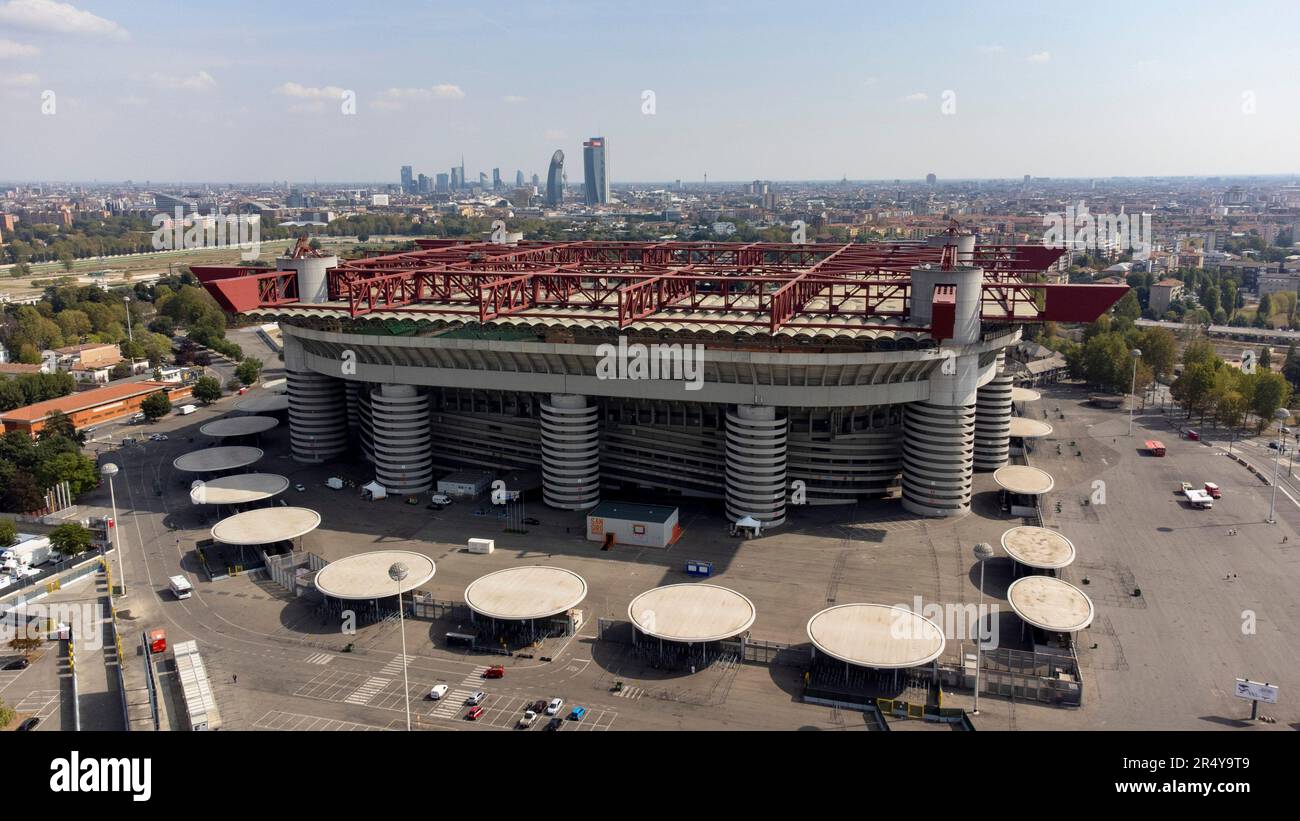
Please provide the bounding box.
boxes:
[194,237,1126,343]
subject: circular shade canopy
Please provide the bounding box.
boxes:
[465,566,588,620]
[1008,417,1054,438]
[313,550,435,600]
[200,415,279,438]
[807,603,946,669]
[628,584,756,643]
[173,446,263,473]
[1011,387,1041,402]
[1007,576,1095,633]
[211,506,320,545]
[190,473,289,505]
[1001,526,1076,569]
[234,393,291,413]
[994,465,1055,495]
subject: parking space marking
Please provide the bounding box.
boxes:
[254,710,387,731]
[304,652,333,665]
[379,654,414,677]
[343,676,391,706]
[14,689,60,717]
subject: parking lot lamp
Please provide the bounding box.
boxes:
[100,463,126,597]
[972,542,995,716]
[1268,408,1291,524]
[388,562,411,731]
[1128,349,1142,436]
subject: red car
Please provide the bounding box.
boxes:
[484,665,505,679]
[466,706,485,721]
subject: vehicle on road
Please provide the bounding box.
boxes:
[484,665,505,679]
[545,717,563,731]
[168,575,193,600]
[523,517,541,525]
[467,691,485,705]
[518,710,539,728]
[1144,440,1165,456]
[1204,482,1222,499]
[4,658,30,670]
[1186,429,1200,441]
[295,484,306,492]
[1184,488,1214,509]
[545,697,563,715]
[149,433,169,441]
[177,404,197,416]
[431,494,453,505]
[1180,481,1194,492]
[428,684,448,700]
[17,717,39,731]
[569,706,587,720]
[466,706,485,720]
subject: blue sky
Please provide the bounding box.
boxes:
[1,0,1297,182]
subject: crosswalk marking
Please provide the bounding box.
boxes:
[305,652,333,665]
[429,687,475,718]
[344,676,392,705]
[460,665,488,685]
[380,655,414,677]
[613,685,643,700]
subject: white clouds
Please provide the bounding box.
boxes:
[372,83,465,110]
[274,82,347,100]
[0,70,39,86]
[978,44,1005,54]
[148,70,217,90]
[502,94,526,103]
[0,0,127,40]
[902,92,928,102]
[1027,51,1051,63]
[0,38,41,58]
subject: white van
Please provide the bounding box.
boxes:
[431,493,452,506]
[169,575,193,599]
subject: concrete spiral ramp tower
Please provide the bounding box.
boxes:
[368,384,433,494]
[541,394,600,509]
[287,369,348,463]
[725,405,788,527]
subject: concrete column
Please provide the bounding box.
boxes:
[901,401,975,517]
[725,405,788,527]
[287,369,348,463]
[369,384,433,494]
[973,372,1013,471]
[357,382,374,464]
[541,394,600,510]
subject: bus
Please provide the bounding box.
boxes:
[1145,440,1166,456]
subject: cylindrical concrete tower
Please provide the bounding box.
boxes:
[725,405,788,527]
[974,370,1013,471]
[901,401,976,516]
[277,255,338,304]
[369,384,433,494]
[357,381,374,464]
[287,369,348,463]
[540,394,600,510]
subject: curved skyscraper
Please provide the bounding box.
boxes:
[545,150,565,206]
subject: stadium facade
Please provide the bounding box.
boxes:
[196,233,1124,526]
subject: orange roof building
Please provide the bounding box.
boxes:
[0,380,194,437]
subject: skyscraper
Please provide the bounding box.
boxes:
[545,150,565,206]
[400,165,414,194]
[492,168,502,191]
[516,170,524,187]
[583,137,609,205]
[435,173,449,193]
[450,166,462,191]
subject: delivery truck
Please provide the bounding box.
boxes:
[169,574,194,599]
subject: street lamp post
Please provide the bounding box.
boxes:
[388,562,411,731]
[972,542,995,716]
[1268,409,1291,524]
[100,463,125,597]
[124,296,133,344]
[1128,348,1142,436]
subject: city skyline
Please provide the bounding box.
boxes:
[1,0,1298,182]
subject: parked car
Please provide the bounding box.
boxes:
[4,658,30,670]
[467,691,486,705]
[295,484,306,492]
[484,665,505,679]
[518,710,539,728]
[523,517,541,525]
[17,717,39,731]
[466,706,484,721]
[545,717,563,731]
[545,697,564,715]
[529,699,546,714]
[569,706,587,721]
[428,684,448,700]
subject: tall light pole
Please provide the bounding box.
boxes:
[123,296,133,344]
[388,561,411,731]
[100,463,125,597]
[972,542,995,716]
[1267,408,1291,524]
[1128,348,1142,436]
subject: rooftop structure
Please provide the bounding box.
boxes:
[628,583,756,643]
[806,603,946,669]
[464,566,588,620]
[233,393,291,413]
[199,415,280,438]
[1000,526,1076,570]
[312,549,435,600]
[189,473,290,505]
[210,506,320,546]
[173,446,263,474]
[1006,575,1095,633]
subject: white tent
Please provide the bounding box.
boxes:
[362,481,387,500]
[733,515,763,537]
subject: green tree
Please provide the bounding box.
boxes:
[1259,346,1272,372]
[0,519,16,547]
[38,411,84,445]
[234,358,263,387]
[1172,361,1217,421]
[0,699,13,730]
[1249,372,1292,432]
[140,391,172,421]
[48,522,92,557]
[1283,342,1300,387]
[192,376,222,405]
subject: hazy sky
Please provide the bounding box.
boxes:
[1,0,1297,183]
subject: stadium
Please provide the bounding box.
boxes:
[196,231,1125,525]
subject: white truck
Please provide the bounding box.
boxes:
[1183,488,1214,509]
[169,574,194,599]
[1,534,54,568]
[177,404,197,416]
